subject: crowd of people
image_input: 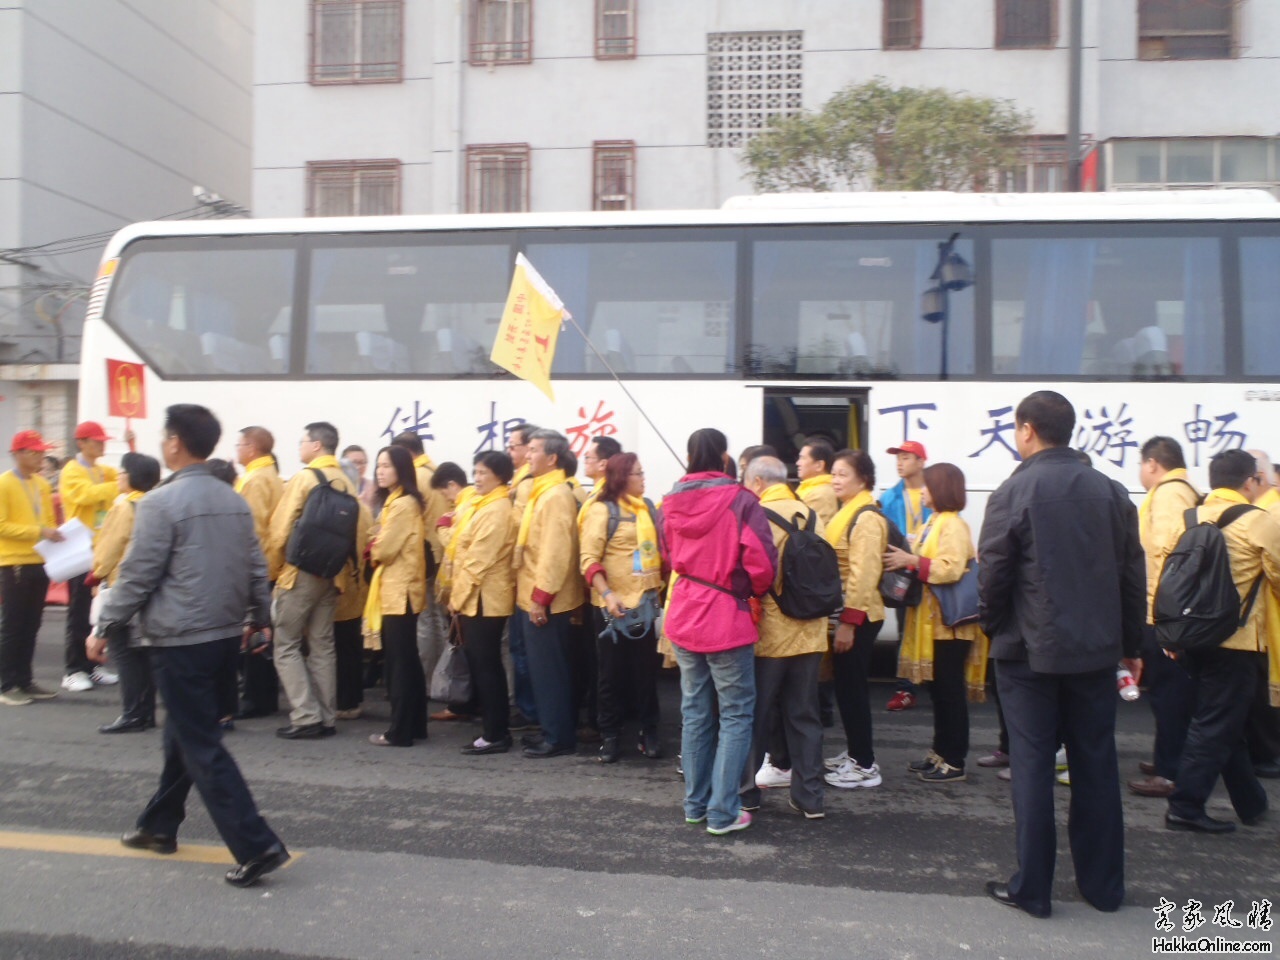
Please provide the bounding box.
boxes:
[0,390,1275,905]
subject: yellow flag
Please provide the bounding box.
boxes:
[490,253,565,401]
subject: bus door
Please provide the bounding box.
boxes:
[761,388,870,478]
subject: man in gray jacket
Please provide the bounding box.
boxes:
[95,404,288,888]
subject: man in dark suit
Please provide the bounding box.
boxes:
[978,390,1145,919]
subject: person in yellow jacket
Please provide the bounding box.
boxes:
[1166,449,1278,833]
[89,452,161,732]
[60,420,120,692]
[448,450,517,754]
[795,437,839,526]
[1249,449,1280,775]
[365,444,428,747]
[332,494,372,722]
[504,422,540,731]
[883,462,986,784]
[823,448,889,791]
[579,451,664,764]
[0,430,63,706]
[737,456,829,818]
[1129,436,1201,798]
[234,426,284,719]
[578,436,621,522]
[266,421,359,739]
[516,429,584,758]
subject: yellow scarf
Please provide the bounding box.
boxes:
[446,484,508,568]
[620,494,662,572]
[796,474,833,502]
[825,490,875,546]
[234,456,275,494]
[1138,468,1190,541]
[363,487,402,638]
[309,454,340,472]
[515,469,566,565]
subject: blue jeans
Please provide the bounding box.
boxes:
[507,613,538,722]
[674,642,757,830]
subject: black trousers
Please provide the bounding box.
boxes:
[927,639,971,768]
[1141,625,1196,780]
[461,614,510,743]
[106,623,154,723]
[65,573,95,676]
[571,609,598,729]
[138,637,281,864]
[382,612,427,746]
[1169,648,1268,822]
[333,617,364,712]
[1246,651,1280,765]
[995,658,1125,915]
[592,607,661,740]
[741,653,825,813]
[525,610,576,750]
[0,564,49,692]
[832,618,883,768]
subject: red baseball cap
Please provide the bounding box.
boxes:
[11,430,53,453]
[74,421,113,442]
[886,440,928,460]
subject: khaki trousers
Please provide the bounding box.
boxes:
[272,571,338,727]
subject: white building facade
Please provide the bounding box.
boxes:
[0,0,252,450]
[253,0,1280,218]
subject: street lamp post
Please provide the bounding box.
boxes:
[921,233,974,381]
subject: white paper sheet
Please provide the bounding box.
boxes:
[34,517,95,582]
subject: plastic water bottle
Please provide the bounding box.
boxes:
[1116,668,1140,701]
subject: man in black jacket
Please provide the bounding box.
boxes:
[978,390,1145,919]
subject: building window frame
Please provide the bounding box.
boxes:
[469,0,533,65]
[1137,0,1237,61]
[995,0,1058,49]
[882,0,923,50]
[305,159,402,217]
[1107,137,1279,192]
[596,0,637,59]
[466,144,531,212]
[593,141,636,210]
[309,0,405,85]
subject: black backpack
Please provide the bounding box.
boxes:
[1154,504,1263,653]
[605,497,661,546]
[852,504,922,609]
[761,507,843,620]
[285,468,360,579]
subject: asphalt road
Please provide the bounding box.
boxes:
[0,609,1276,960]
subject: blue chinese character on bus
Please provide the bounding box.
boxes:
[1074,403,1138,468]
[1184,403,1247,467]
[474,401,526,454]
[969,406,1020,461]
[878,402,936,444]
[382,401,434,444]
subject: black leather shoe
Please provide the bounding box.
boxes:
[225,842,290,887]
[985,881,1050,918]
[99,716,149,734]
[1165,811,1236,834]
[275,723,324,740]
[639,731,663,759]
[121,828,177,855]
[598,736,621,764]
[523,741,573,758]
[461,737,512,755]
[1241,809,1267,827]
[1254,759,1280,779]
[319,726,336,738]
[520,733,545,748]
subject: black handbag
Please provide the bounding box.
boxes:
[880,568,923,609]
[931,560,981,628]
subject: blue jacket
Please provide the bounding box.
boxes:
[880,479,932,537]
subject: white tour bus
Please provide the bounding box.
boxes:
[79,190,1280,524]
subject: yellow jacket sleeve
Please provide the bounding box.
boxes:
[846,510,888,616]
[0,475,44,545]
[266,472,312,582]
[241,471,283,552]
[535,488,579,599]
[92,498,136,583]
[924,518,974,585]
[578,501,608,580]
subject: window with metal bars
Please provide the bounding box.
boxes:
[1138,0,1235,60]
[310,0,403,84]
[996,0,1057,48]
[470,0,532,65]
[882,0,922,50]
[596,0,636,59]
[306,161,402,216]
[706,31,803,149]
[593,141,636,210]
[466,145,530,212]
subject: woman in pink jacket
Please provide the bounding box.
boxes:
[662,428,777,836]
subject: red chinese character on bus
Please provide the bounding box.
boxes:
[565,401,617,457]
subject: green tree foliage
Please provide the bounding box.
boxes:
[742,78,1034,192]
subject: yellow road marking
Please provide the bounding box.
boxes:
[0,830,302,869]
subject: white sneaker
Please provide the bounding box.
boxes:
[825,760,883,789]
[823,749,850,771]
[91,666,119,686]
[0,689,34,706]
[61,672,94,693]
[1055,747,1068,771]
[755,754,792,789]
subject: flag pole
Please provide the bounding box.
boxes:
[561,312,685,472]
